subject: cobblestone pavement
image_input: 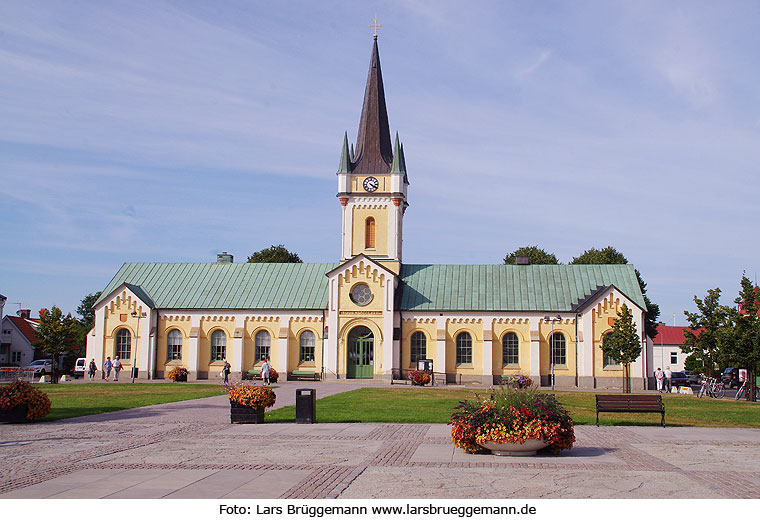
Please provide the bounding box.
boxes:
[1,382,759,499]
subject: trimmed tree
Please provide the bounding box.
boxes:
[718,276,760,402]
[247,245,302,263]
[601,304,642,393]
[503,246,558,265]
[681,288,729,377]
[34,307,80,384]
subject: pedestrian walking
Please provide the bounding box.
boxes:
[261,359,272,386]
[103,357,112,381]
[655,367,664,392]
[664,366,672,393]
[223,361,231,385]
[88,359,97,381]
[113,356,123,381]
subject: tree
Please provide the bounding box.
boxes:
[718,276,760,402]
[681,288,729,377]
[570,246,661,339]
[503,246,558,265]
[34,307,79,384]
[74,292,101,356]
[247,245,302,263]
[601,303,642,393]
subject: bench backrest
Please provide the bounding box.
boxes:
[596,394,663,410]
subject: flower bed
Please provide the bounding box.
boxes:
[166,367,188,382]
[227,384,276,410]
[408,370,431,386]
[0,379,51,422]
[501,374,533,389]
[450,386,574,455]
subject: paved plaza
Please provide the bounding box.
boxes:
[1,381,759,499]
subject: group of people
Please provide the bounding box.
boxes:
[654,366,673,393]
[85,356,123,381]
[84,357,273,385]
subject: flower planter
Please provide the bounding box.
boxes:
[230,401,265,424]
[482,439,548,456]
[0,404,30,423]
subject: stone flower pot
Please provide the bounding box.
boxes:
[481,439,548,456]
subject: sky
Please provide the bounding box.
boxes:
[1,0,759,325]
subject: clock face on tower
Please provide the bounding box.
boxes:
[362,176,379,192]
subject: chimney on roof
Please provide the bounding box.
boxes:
[18,309,31,319]
[516,256,530,265]
[216,252,233,264]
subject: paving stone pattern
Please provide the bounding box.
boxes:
[1,382,759,499]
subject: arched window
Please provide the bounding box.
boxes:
[502,332,519,366]
[211,330,226,361]
[299,330,315,362]
[255,330,271,363]
[115,328,131,360]
[167,329,182,361]
[602,332,618,367]
[456,332,472,365]
[410,331,426,363]
[550,332,566,366]
[365,217,375,249]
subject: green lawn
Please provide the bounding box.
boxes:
[36,383,227,422]
[266,387,760,427]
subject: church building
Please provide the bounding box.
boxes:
[86,37,649,389]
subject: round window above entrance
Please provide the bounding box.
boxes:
[350,283,373,306]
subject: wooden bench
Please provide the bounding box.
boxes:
[596,394,665,427]
[289,370,320,381]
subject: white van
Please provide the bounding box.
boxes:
[72,358,87,378]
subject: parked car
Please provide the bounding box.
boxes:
[28,359,53,376]
[71,357,86,378]
[722,367,740,388]
[670,371,690,388]
[683,370,701,385]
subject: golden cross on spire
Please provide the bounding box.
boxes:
[369,16,383,38]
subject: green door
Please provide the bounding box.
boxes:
[347,326,374,379]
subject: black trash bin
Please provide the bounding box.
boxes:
[296,388,316,424]
[131,367,139,378]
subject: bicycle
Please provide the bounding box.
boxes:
[697,376,725,398]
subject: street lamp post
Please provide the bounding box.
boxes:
[544,315,561,390]
[130,311,146,383]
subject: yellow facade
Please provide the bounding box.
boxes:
[199,316,236,376]
[445,319,484,376]
[592,293,625,377]
[400,318,438,373]
[244,317,280,373]
[538,318,576,378]
[102,292,146,372]
[287,316,324,374]
[492,318,532,376]
[351,204,388,257]
[156,315,191,374]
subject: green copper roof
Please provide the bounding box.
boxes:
[97,263,337,310]
[399,264,645,312]
[96,261,645,314]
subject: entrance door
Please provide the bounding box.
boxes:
[347,326,374,379]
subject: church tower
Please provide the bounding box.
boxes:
[337,36,408,274]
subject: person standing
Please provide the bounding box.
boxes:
[655,367,664,393]
[223,361,231,385]
[103,357,112,381]
[664,366,672,393]
[261,359,272,386]
[88,359,97,381]
[113,356,123,381]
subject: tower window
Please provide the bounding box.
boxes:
[365,217,375,249]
